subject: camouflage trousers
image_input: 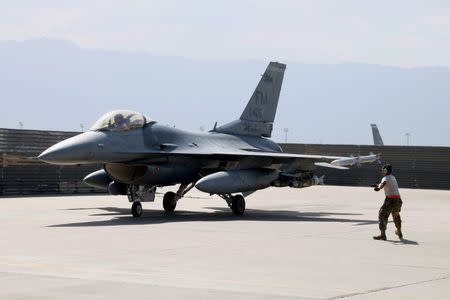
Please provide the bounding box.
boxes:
[378,198,403,231]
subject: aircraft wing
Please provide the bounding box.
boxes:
[121,148,349,166]
[199,151,345,162]
[182,151,354,170]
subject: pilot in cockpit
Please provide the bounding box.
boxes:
[112,113,129,131]
[90,110,149,132]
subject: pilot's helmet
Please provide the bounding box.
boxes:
[114,113,125,123]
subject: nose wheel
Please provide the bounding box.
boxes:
[131,201,142,217]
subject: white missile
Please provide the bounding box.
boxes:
[330,152,380,168]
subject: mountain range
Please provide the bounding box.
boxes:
[1,38,449,146]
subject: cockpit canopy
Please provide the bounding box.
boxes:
[90,110,151,132]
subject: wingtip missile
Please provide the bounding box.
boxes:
[329,153,381,168]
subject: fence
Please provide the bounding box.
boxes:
[1,128,449,195]
[281,143,450,190]
[0,128,102,195]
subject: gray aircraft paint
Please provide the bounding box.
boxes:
[215,62,285,138]
[38,61,377,216]
[196,169,279,194]
[371,124,384,146]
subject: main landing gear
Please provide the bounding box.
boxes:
[162,183,196,213]
[162,192,177,212]
[220,194,246,215]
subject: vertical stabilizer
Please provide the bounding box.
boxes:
[371,124,384,145]
[215,62,286,137]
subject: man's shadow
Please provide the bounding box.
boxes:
[388,238,419,245]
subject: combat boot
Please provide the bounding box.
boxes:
[395,229,403,239]
[373,231,386,240]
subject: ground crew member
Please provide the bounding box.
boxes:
[371,164,403,240]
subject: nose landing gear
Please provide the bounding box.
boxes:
[127,184,156,218]
[131,201,143,217]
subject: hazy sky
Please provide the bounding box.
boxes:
[1,0,450,67]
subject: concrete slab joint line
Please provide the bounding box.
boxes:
[328,275,450,299]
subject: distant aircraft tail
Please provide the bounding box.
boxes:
[370,124,384,146]
[215,62,286,137]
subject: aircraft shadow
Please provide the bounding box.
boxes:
[49,206,378,227]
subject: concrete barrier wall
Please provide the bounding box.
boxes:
[1,128,449,195]
[280,144,450,190]
[0,128,103,195]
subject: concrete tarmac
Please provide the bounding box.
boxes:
[0,186,449,299]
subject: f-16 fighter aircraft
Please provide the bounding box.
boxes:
[39,62,376,217]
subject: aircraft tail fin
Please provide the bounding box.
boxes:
[215,62,286,137]
[370,124,384,146]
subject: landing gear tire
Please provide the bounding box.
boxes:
[131,201,142,218]
[163,192,177,213]
[231,195,245,215]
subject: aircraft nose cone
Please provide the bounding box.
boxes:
[38,132,104,165]
[38,140,83,165]
[38,144,74,164]
[38,147,58,163]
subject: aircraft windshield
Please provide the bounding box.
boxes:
[90,110,150,132]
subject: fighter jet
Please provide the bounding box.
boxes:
[39,62,377,217]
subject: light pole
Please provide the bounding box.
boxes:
[283,128,289,143]
[405,132,411,146]
[19,122,23,129]
[80,124,84,132]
